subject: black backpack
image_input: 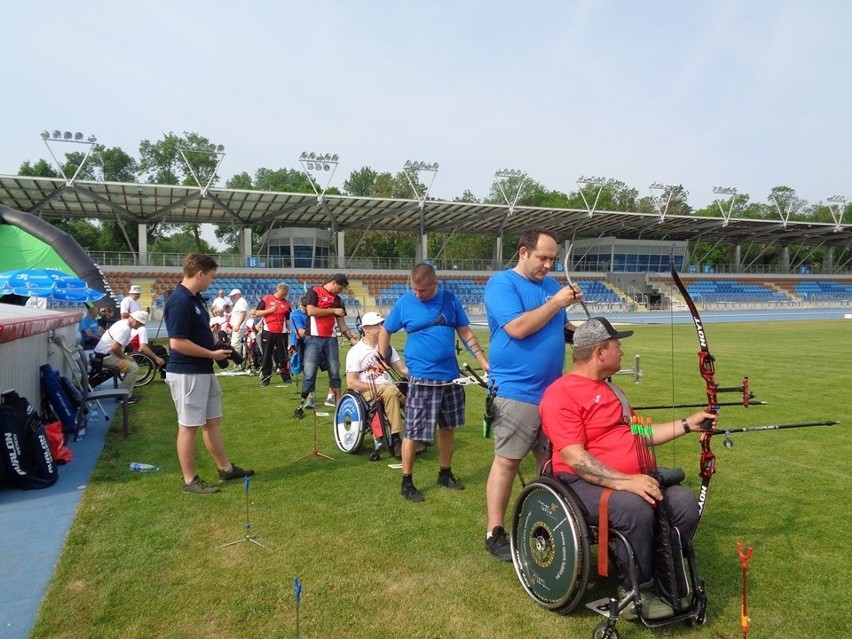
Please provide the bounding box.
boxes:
[0,392,58,490]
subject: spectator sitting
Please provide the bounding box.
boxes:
[210,289,232,314]
[79,306,102,349]
[97,305,118,331]
[209,306,228,335]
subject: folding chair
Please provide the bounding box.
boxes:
[73,346,131,438]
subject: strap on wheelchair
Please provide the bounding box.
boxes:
[598,488,613,577]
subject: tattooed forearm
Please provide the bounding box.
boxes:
[572,451,627,486]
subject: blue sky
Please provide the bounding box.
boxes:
[3,1,851,212]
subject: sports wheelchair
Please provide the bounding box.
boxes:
[333,388,396,459]
[334,366,414,455]
[510,470,707,639]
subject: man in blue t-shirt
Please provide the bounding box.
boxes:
[379,263,489,503]
[164,253,254,496]
[482,229,583,560]
[79,306,101,349]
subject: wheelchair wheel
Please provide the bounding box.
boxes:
[511,476,592,615]
[130,353,157,387]
[334,390,368,453]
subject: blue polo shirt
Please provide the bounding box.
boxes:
[164,283,215,374]
[384,289,469,381]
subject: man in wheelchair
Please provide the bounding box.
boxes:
[539,317,716,622]
[345,312,408,460]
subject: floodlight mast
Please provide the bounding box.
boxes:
[493,168,528,216]
[177,141,227,196]
[769,189,802,229]
[39,129,98,186]
[712,186,738,227]
[576,175,607,217]
[299,151,340,203]
[826,195,847,232]
[649,181,680,222]
[403,160,440,264]
[403,160,439,207]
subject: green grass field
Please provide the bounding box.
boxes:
[31,320,851,639]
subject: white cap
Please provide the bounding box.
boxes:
[229,288,241,296]
[361,311,385,326]
[130,310,149,325]
[129,285,142,294]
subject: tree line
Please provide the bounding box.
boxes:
[17,131,850,270]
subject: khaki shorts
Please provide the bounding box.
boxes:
[165,372,222,427]
[492,397,548,460]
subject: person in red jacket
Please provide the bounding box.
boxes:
[295,273,358,418]
[252,282,292,387]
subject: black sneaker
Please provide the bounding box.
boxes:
[293,407,304,420]
[127,395,141,405]
[183,476,220,495]
[486,526,512,562]
[437,471,465,490]
[401,482,424,503]
[369,448,382,462]
[218,464,255,481]
[260,380,270,387]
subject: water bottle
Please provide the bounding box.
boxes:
[129,462,160,472]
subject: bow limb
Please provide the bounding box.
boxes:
[670,256,718,525]
[562,252,591,319]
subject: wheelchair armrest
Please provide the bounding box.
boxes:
[656,466,685,487]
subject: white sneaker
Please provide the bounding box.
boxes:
[324,396,336,407]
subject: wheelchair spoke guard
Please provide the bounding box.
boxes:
[511,477,592,615]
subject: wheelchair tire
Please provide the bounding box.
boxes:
[130,353,157,387]
[334,390,368,453]
[511,476,592,615]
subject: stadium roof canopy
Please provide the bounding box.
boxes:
[0,175,849,249]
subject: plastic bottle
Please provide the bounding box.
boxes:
[129,462,160,472]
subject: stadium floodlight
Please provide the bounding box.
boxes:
[826,195,848,232]
[649,180,681,221]
[713,186,739,226]
[495,168,525,179]
[403,159,440,207]
[177,139,227,195]
[299,150,340,201]
[649,181,679,191]
[493,168,528,216]
[576,175,608,217]
[713,186,737,195]
[39,127,100,185]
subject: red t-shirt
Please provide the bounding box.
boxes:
[540,373,640,476]
[261,294,291,334]
[305,285,345,338]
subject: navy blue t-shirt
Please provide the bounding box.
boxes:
[164,283,215,374]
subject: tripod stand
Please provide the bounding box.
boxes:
[295,405,334,461]
[219,475,270,549]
